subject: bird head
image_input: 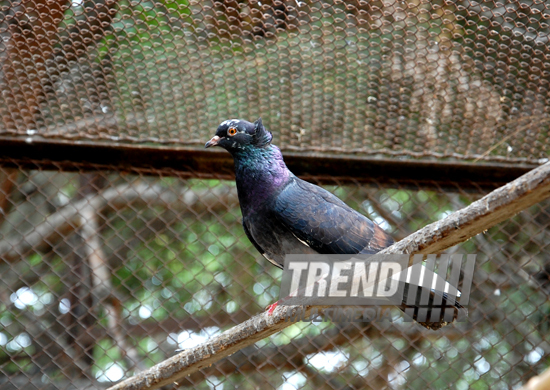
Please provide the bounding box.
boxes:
[205,118,273,152]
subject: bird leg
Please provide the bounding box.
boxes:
[264,293,295,315]
[265,302,279,315]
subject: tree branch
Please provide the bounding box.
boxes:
[0,168,18,226]
[361,189,409,240]
[17,307,99,381]
[175,320,463,384]
[80,205,146,372]
[521,365,550,390]
[384,161,550,256]
[0,182,238,262]
[107,161,550,390]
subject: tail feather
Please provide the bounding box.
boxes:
[399,285,464,330]
[389,263,464,330]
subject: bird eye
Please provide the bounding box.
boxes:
[228,127,237,136]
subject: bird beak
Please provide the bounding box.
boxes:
[205,135,221,148]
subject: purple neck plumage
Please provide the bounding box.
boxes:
[232,144,292,212]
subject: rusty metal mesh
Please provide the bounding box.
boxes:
[0,0,550,162]
[1,1,550,389]
[0,162,549,389]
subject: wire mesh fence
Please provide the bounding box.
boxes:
[0,163,549,389]
[0,0,550,389]
[1,0,549,162]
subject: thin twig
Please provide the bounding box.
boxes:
[362,189,409,240]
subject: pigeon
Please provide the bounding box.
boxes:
[205,118,461,329]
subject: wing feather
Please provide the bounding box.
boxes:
[273,178,394,254]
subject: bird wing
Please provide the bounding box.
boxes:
[270,177,462,329]
[273,177,394,254]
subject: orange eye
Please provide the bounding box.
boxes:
[228,127,237,136]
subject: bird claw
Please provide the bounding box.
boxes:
[265,301,279,315]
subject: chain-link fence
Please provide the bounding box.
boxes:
[1,163,549,389]
[1,0,550,389]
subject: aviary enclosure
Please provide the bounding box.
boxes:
[0,1,549,389]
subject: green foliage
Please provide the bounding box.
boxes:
[4,0,550,386]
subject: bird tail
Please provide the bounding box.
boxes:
[399,285,464,330]
[391,264,465,330]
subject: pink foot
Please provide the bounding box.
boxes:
[266,301,279,315]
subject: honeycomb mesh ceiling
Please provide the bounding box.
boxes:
[0,0,548,164]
